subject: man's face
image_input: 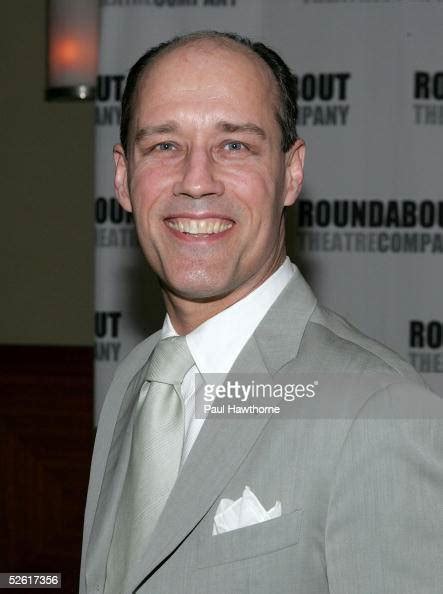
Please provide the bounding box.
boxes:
[114,41,304,307]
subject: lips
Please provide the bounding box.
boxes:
[165,217,234,235]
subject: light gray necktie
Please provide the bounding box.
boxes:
[105,336,194,593]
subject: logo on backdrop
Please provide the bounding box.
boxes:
[409,320,443,374]
[95,197,138,248]
[413,71,443,125]
[95,74,125,127]
[295,199,443,254]
[295,72,351,127]
[95,310,123,362]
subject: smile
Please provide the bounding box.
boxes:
[165,218,234,235]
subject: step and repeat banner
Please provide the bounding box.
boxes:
[95,0,443,420]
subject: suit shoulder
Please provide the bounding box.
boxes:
[301,304,424,386]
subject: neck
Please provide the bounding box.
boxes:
[162,251,287,335]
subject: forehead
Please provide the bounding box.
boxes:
[133,40,279,125]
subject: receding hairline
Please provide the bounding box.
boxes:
[139,33,276,81]
[128,34,282,144]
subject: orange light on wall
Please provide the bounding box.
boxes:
[46,0,99,101]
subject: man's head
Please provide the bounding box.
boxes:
[113,31,305,327]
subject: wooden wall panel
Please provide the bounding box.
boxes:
[0,346,94,593]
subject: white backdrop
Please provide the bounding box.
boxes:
[94,0,443,421]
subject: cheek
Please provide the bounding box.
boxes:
[227,165,274,203]
[129,169,168,216]
[230,168,283,222]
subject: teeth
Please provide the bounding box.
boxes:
[166,218,233,235]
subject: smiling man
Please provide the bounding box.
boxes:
[81,32,443,594]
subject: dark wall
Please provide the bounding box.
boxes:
[1,0,94,346]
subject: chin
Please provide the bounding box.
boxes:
[162,271,236,303]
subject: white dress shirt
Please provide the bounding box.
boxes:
[160,258,296,463]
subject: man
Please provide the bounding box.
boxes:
[81,31,442,594]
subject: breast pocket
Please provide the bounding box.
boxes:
[196,508,303,569]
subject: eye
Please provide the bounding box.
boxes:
[155,142,175,151]
[224,141,246,151]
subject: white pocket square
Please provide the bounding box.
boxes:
[212,485,281,535]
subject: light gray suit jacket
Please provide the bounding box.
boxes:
[80,271,443,593]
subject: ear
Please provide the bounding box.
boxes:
[113,144,133,212]
[283,139,305,207]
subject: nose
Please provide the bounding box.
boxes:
[172,148,224,199]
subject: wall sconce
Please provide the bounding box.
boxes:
[46,0,99,101]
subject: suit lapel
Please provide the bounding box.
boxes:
[129,270,317,591]
[254,269,317,374]
[84,332,162,589]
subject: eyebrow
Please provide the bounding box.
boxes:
[134,121,178,144]
[216,120,266,139]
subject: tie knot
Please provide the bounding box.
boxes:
[145,336,194,385]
